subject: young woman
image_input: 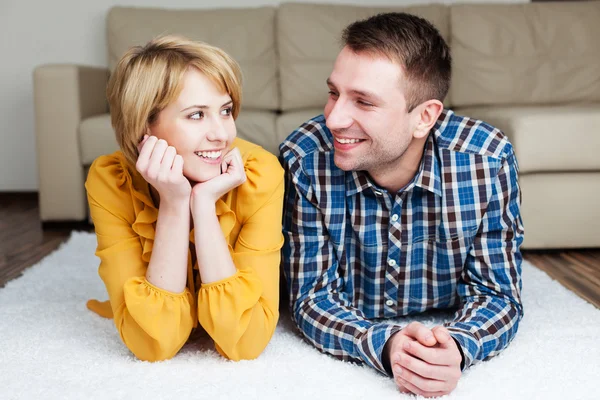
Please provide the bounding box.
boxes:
[85,35,284,362]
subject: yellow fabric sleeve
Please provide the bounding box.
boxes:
[197,147,284,360]
[86,155,194,361]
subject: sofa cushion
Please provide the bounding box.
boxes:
[520,172,600,249]
[276,109,325,146]
[233,111,279,155]
[79,115,118,165]
[107,6,278,111]
[451,2,600,107]
[455,104,600,174]
[277,3,450,111]
[79,111,279,165]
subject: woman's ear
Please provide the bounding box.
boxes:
[413,100,444,139]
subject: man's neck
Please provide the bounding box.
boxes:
[368,135,428,193]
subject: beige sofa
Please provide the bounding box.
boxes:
[33,2,600,249]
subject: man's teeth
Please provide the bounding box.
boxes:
[335,137,363,144]
[195,150,222,159]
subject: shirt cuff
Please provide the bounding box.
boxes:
[446,327,479,370]
[356,323,403,376]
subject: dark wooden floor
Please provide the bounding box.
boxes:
[1,193,599,309]
[0,193,92,286]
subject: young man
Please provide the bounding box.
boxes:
[279,12,524,398]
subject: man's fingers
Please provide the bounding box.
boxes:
[403,339,452,366]
[432,326,452,345]
[395,351,458,380]
[394,363,447,393]
[395,376,448,399]
[403,322,436,347]
[397,384,411,394]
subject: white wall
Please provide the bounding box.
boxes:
[0,0,526,191]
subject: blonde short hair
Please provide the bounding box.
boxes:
[106,35,243,166]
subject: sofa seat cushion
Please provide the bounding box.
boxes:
[520,172,600,249]
[80,111,279,165]
[455,104,600,173]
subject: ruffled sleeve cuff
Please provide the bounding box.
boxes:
[196,269,265,354]
[122,276,195,343]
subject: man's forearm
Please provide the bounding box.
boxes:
[292,294,402,374]
[444,295,522,368]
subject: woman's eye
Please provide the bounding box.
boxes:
[190,111,204,120]
[221,107,233,116]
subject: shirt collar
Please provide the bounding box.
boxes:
[344,133,442,197]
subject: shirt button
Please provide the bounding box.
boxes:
[386,300,394,307]
[391,214,399,222]
[388,259,396,266]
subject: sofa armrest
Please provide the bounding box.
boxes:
[33,64,109,222]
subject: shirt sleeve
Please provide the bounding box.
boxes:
[197,149,284,361]
[280,146,402,375]
[86,156,195,361]
[445,151,525,369]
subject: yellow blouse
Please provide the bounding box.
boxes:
[85,138,284,362]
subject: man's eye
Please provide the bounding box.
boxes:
[190,111,204,120]
[328,90,339,97]
[221,107,233,116]
[357,100,373,107]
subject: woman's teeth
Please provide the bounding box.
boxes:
[335,137,363,144]
[195,150,222,159]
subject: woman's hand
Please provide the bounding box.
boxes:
[190,147,246,214]
[136,135,192,205]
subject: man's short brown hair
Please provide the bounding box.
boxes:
[342,12,451,112]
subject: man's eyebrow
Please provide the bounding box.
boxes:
[350,89,382,102]
[327,78,383,102]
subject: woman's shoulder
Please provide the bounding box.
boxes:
[235,137,283,180]
[85,151,141,216]
[234,138,277,165]
[232,138,284,214]
[86,151,131,189]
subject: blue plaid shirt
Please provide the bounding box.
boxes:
[279,110,524,375]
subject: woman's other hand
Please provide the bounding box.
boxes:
[190,147,246,214]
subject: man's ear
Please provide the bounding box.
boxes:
[413,100,444,139]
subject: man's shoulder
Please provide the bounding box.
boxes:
[279,114,334,164]
[434,109,514,161]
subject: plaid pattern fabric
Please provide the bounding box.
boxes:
[279,110,524,375]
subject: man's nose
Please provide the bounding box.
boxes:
[326,98,353,131]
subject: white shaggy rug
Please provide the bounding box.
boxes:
[1,232,599,400]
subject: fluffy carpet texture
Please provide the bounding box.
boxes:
[1,232,599,400]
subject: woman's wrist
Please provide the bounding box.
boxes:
[160,197,191,215]
[191,195,217,218]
